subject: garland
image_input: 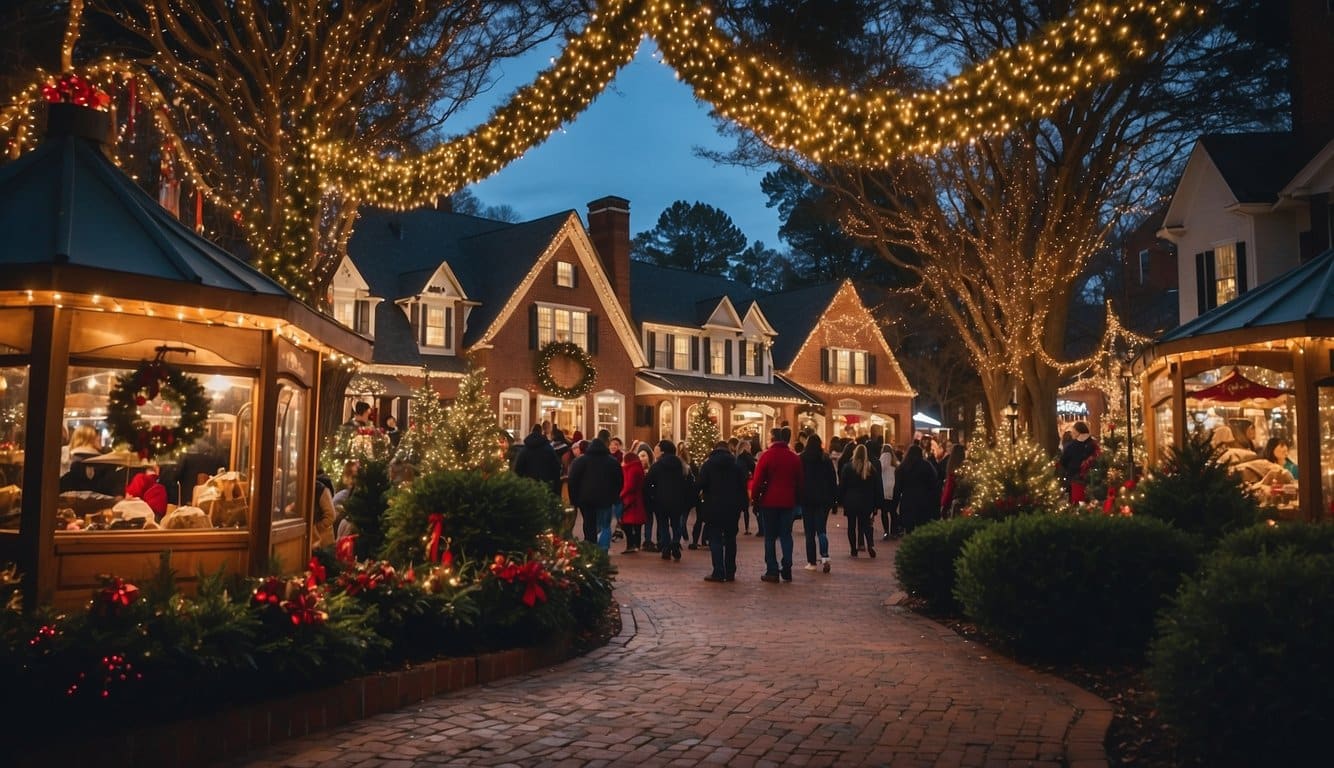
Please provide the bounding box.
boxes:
[535,342,596,400]
[107,358,209,459]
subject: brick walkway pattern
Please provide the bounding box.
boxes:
[230,521,1110,768]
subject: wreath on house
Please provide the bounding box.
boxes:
[107,356,210,459]
[535,341,596,399]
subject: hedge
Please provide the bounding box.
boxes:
[893,516,994,613]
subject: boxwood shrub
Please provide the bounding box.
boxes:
[1214,521,1334,558]
[954,514,1197,660]
[893,516,994,613]
[1131,430,1260,541]
[1149,550,1334,765]
[380,470,564,566]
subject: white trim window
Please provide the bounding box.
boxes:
[826,348,870,385]
[673,334,691,371]
[412,300,454,351]
[537,305,590,350]
[595,391,623,439]
[499,389,528,438]
[555,260,576,288]
[1213,243,1238,306]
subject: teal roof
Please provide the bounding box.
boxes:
[1157,247,1334,346]
[0,134,288,296]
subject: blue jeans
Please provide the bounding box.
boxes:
[760,507,795,575]
[803,506,830,564]
[593,506,615,551]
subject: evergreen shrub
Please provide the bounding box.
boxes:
[1131,430,1259,540]
[380,470,564,566]
[893,516,994,613]
[1214,521,1334,558]
[954,514,1196,660]
[1149,550,1334,765]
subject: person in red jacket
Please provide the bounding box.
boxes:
[750,426,804,582]
[124,464,168,518]
[619,449,648,553]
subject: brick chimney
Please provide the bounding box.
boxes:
[587,196,632,317]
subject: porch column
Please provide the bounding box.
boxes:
[1294,344,1321,521]
[249,330,279,574]
[18,306,71,606]
[1171,359,1187,451]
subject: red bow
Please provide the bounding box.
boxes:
[428,513,445,564]
[335,534,358,564]
[515,561,551,607]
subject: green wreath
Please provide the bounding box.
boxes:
[106,359,210,459]
[535,341,596,399]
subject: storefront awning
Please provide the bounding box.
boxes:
[1187,367,1291,406]
[636,371,820,405]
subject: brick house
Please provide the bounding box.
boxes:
[341,200,645,437]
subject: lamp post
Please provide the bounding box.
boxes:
[1002,396,1019,444]
[1121,365,1135,481]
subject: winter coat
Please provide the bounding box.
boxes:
[798,448,838,514]
[839,461,883,517]
[735,450,757,481]
[59,448,120,496]
[567,439,623,510]
[894,458,940,528]
[513,431,562,498]
[750,441,803,509]
[644,453,696,517]
[696,448,748,530]
[1059,436,1099,482]
[620,455,649,525]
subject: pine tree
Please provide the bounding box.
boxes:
[437,365,506,474]
[960,433,1066,519]
[395,373,449,472]
[686,402,720,468]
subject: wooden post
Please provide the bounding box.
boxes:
[1294,343,1322,521]
[249,331,279,574]
[1171,359,1187,451]
[18,306,71,607]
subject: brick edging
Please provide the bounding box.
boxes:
[16,639,576,768]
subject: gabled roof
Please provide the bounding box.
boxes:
[0,134,288,296]
[451,212,572,346]
[629,261,756,328]
[1154,247,1334,350]
[1197,133,1308,204]
[754,282,842,369]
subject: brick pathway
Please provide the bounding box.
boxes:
[230,519,1110,767]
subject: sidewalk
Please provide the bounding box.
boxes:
[232,518,1110,767]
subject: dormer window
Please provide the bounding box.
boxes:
[410,299,454,351]
[332,297,372,335]
[822,347,875,385]
[555,260,576,288]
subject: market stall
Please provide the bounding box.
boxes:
[0,102,370,607]
[1134,246,1334,521]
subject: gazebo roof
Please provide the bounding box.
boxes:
[1152,247,1334,355]
[0,133,287,296]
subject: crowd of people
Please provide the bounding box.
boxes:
[509,420,978,584]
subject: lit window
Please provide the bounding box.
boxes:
[744,343,761,376]
[831,348,869,385]
[1214,243,1237,305]
[425,306,446,347]
[556,261,575,288]
[537,306,589,351]
[333,298,355,328]
[709,339,727,375]
[673,335,691,371]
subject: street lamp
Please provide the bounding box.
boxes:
[1121,364,1136,481]
[1002,396,1019,444]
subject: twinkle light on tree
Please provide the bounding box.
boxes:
[686,401,720,468]
[960,433,1067,518]
[438,365,507,474]
[395,373,449,472]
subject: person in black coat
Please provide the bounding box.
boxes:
[798,434,837,572]
[894,444,939,534]
[839,443,883,558]
[644,440,695,561]
[512,425,562,500]
[735,440,758,535]
[696,442,748,581]
[566,438,623,552]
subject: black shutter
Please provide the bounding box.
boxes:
[572,265,578,289]
[445,307,454,348]
[666,334,675,369]
[867,353,877,385]
[1194,253,1208,315]
[354,300,370,335]
[528,304,539,349]
[702,338,712,373]
[1204,250,1217,310]
[417,304,428,345]
[819,347,830,382]
[1236,241,1248,294]
[587,314,599,355]
[647,331,657,367]
[691,337,700,371]
[738,340,748,375]
[725,339,733,375]
[755,343,764,374]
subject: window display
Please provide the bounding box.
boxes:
[0,364,27,531]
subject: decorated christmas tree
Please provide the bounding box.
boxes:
[960,431,1066,518]
[437,365,506,474]
[686,402,720,468]
[394,373,448,471]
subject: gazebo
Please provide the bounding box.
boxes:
[0,103,370,607]
[1134,247,1334,521]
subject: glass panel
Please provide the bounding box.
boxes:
[0,365,28,531]
[596,394,621,438]
[556,261,575,287]
[500,394,525,439]
[853,352,867,385]
[659,401,674,442]
[425,305,446,347]
[555,308,572,343]
[572,311,588,351]
[709,339,726,375]
[272,385,307,524]
[673,336,690,371]
[539,397,583,438]
[1320,385,1334,520]
[835,349,851,383]
[538,306,554,346]
[1214,244,1237,305]
[1152,399,1174,460]
[333,298,355,328]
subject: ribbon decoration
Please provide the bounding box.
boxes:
[428,513,445,564]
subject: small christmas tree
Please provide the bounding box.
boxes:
[960,432,1066,518]
[395,372,449,471]
[437,364,506,473]
[686,401,720,468]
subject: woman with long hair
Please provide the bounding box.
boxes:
[839,443,883,558]
[894,445,939,534]
[879,445,900,539]
[798,434,837,572]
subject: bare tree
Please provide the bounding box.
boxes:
[60,0,590,301]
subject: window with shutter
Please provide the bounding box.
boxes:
[587,315,599,355]
[819,347,830,382]
[647,331,659,368]
[738,340,749,375]
[691,337,700,371]
[867,354,877,385]
[724,339,733,375]
[1236,241,1248,294]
